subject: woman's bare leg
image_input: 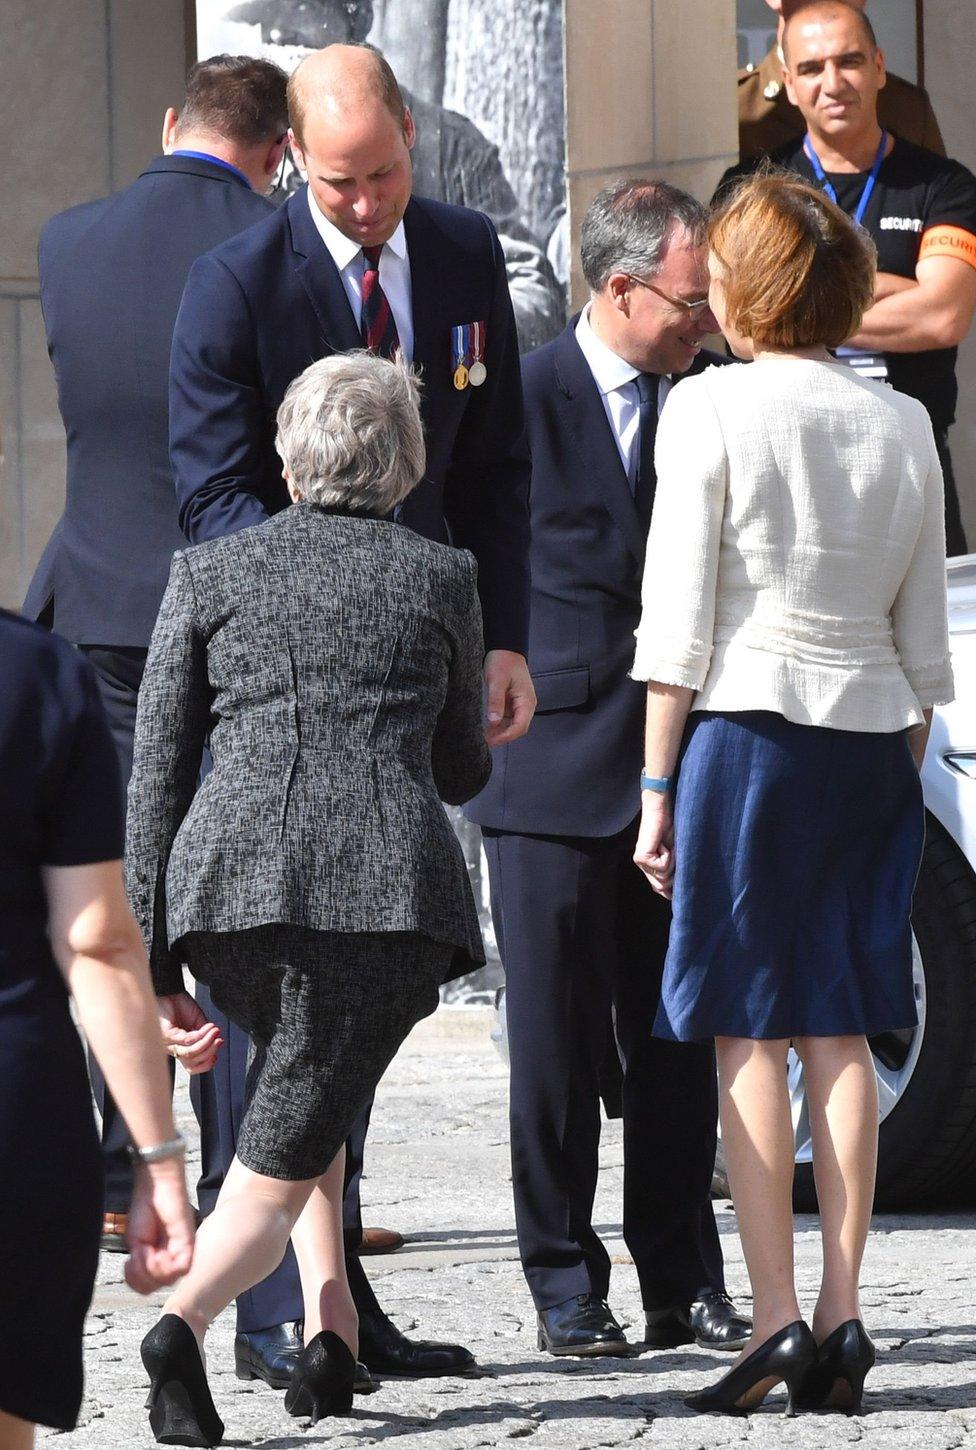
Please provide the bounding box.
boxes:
[716,1035,802,1361]
[289,1146,358,1354]
[0,1408,34,1450]
[794,1034,878,1342]
[161,1155,316,1347]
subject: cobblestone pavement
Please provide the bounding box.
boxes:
[49,1009,976,1449]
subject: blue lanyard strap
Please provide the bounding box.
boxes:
[802,129,887,227]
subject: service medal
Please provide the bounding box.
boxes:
[469,321,487,385]
[451,321,487,390]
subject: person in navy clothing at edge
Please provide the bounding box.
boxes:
[467,182,751,1357]
[21,54,290,1256]
[168,44,535,1386]
[0,607,201,1450]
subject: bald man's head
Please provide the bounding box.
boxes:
[781,0,886,149]
[288,43,404,149]
[287,43,415,249]
[783,1,877,61]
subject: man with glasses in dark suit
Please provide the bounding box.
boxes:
[468,181,751,1359]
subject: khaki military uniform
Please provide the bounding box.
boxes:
[738,46,945,160]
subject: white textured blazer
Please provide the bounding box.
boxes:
[631,358,954,731]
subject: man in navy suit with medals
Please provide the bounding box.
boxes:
[169,43,534,1385]
[22,53,290,1255]
[468,181,751,1357]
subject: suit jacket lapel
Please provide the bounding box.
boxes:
[553,325,645,565]
[403,199,457,417]
[287,188,363,354]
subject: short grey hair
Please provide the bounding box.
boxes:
[580,179,707,293]
[275,352,425,513]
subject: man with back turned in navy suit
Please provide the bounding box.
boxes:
[468,181,751,1357]
[22,53,289,1253]
[169,43,534,1387]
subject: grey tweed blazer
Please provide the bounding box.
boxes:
[126,504,492,993]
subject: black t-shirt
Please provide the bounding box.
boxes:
[718,137,976,434]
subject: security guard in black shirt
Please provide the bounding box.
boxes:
[722,0,976,555]
[738,0,944,161]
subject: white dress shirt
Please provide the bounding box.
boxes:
[574,305,643,476]
[631,358,954,732]
[306,188,414,362]
[574,306,672,478]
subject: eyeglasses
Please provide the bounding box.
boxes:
[625,275,712,317]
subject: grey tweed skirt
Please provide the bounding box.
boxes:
[183,925,450,1180]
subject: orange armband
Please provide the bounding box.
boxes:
[919,225,976,270]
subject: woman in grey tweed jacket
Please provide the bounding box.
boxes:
[126,354,491,1443]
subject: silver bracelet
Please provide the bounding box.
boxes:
[128,1132,186,1165]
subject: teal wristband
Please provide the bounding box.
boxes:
[640,772,672,794]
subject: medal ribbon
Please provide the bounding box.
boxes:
[803,129,887,227]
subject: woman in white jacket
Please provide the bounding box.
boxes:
[632,174,952,1417]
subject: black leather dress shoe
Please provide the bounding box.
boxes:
[235,1321,303,1389]
[537,1294,630,1357]
[235,1322,375,1394]
[644,1291,752,1352]
[357,1309,475,1377]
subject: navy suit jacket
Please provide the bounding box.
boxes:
[23,155,275,646]
[169,188,531,654]
[468,322,727,837]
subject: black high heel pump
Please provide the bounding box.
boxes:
[796,1319,875,1415]
[141,1314,224,1447]
[284,1329,356,1423]
[684,1320,817,1416]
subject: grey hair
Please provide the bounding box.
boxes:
[275,352,425,513]
[580,179,708,293]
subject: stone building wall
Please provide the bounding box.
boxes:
[564,0,738,312]
[0,0,189,608]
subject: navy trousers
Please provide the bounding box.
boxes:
[482,820,725,1312]
[81,645,149,1212]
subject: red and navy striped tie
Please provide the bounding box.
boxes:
[360,245,400,358]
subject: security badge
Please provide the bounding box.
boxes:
[451,321,487,390]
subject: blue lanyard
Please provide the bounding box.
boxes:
[802,129,887,227]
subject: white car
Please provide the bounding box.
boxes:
[778,552,976,1210]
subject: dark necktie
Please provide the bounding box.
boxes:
[360,245,400,358]
[632,372,659,532]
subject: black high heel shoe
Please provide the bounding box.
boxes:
[141,1314,224,1447]
[284,1329,356,1423]
[795,1319,875,1415]
[684,1320,817,1417]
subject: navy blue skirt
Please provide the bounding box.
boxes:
[655,711,923,1043]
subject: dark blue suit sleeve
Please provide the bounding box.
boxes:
[170,252,274,543]
[125,552,212,993]
[442,216,531,657]
[431,555,492,804]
